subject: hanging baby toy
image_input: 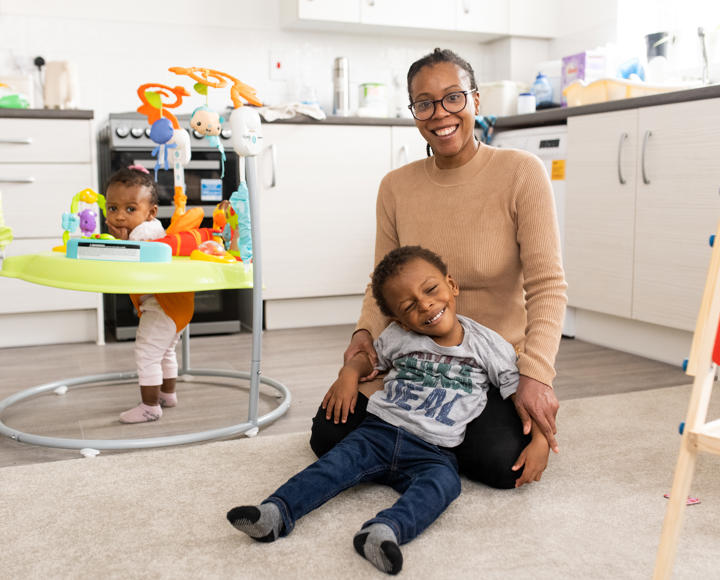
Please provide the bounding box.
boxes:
[169,66,262,181]
[136,83,190,181]
[136,82,203,234]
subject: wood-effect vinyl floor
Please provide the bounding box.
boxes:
[0,325,689,468]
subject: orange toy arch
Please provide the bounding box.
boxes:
[136,83,191,129]
[168,66,262,108]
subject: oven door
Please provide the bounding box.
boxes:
[106,150,240,209]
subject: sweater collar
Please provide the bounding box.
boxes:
[424,142,494,186]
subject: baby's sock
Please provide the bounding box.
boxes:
[119,403,162,424]
[353,523,403,575]
[158,391,177,408]
[226,503,282,543]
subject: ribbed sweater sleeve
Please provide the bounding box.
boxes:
[355,144,567,387]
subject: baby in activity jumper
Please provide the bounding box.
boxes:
[226,246,550,575]
[104,165,194,423]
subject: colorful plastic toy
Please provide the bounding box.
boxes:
[0,191,13,258]
[57,188,106,251]
[169,66,262,179]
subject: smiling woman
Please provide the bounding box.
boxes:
[310,47,567,490]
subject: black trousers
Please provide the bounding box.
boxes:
[310,387,531,489]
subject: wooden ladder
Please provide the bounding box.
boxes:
[654,219,720,578]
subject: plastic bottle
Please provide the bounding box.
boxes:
[532,72,553,107]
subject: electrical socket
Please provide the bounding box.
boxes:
[269,50,291,81]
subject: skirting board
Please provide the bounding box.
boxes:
[0,309,100,348]
[574,308,693,368]
[265,295,363,329]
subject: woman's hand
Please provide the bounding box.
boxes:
[343,330,379,382]
[512,430,550,488]
[513,375,559,453]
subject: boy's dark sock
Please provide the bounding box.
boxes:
[353,523,403,575]
[226,503,282,542]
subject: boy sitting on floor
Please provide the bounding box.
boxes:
[227,245,549,575]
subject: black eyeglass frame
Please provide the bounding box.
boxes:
[408,89,477,121]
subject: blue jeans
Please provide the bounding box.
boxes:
[266,415,461,545]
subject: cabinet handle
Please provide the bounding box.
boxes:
[398,144,408,168]
[0,177,36,183]
[0,138,33,145]
[268,143,277,188]
[641,130,652,185]
[617,132,628,185]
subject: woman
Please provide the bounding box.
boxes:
[310,48,567,488]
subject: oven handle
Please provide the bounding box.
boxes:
[131,158,221,170]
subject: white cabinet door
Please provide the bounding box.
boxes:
[456,0,509,34]
[360,0,454,30]
[0,119,92,163]
[2,163,95,238]
[390,126,427,170]
[258,123,391,301]
[565,110,637,318]
[633,99,720,331]
[509,0,558,38]
[294,0,359,22]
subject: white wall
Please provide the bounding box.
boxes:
[0,0,492,125]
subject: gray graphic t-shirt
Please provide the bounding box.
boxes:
[367,314,519,447]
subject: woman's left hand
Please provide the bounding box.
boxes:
[513,375,559,453]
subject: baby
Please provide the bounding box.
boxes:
[104,165,194,423]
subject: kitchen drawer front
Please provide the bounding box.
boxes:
[0,118,92,163]
[0,239,100,314]
[1,163,95,238]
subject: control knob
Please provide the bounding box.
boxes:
[130,127,144,138]
[115,126,130,138]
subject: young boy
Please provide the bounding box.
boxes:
[227,246,549,575]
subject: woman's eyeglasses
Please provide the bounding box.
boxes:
[408,89,477,121]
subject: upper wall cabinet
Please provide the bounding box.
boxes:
[282,0,558,40]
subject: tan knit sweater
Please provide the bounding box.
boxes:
[356,143,567,387]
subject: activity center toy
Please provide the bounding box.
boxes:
[0,65,289,453]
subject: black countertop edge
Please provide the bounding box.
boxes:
[0,108,94,120]
[494,83,720,131]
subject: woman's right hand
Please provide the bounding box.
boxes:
[343,330,379,382]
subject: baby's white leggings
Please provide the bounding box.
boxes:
[134,296,181,386]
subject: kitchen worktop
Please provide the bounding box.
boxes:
[265,114,415,126]
[0,108,93,119]
[495,83,720,130]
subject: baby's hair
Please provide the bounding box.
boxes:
[372,246,448,318]
[105,166,159,205]
[406,47,478,102]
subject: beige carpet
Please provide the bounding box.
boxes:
[1,384,719,580]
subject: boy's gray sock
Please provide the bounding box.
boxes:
[353,523,403,575]
[226,503,282,543]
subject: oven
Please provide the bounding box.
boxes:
[98,112,252,341]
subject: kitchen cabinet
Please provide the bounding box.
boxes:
[0,115,102,347]
[257,121,426,329]
[281,0,553,40]
[565,98,720,333]
[508,0,558,38]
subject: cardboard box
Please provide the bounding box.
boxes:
[561,51,607,106]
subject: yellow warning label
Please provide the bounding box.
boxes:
[551,159,565,180]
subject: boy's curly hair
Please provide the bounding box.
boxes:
[372,246,448,318]
[106,166,159,205]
